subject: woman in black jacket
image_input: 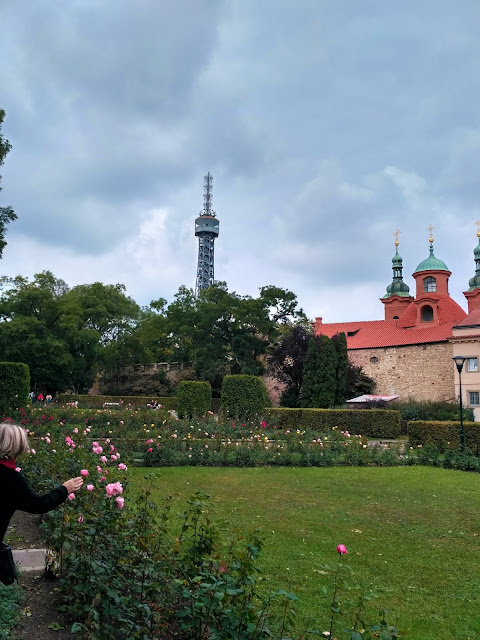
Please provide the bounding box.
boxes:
[0,422,84,542]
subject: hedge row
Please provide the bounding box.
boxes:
[221,375,268,419]
[177,381,212,418]
[407,420,480,451]
[57,394,178,410]
[0,361,29,416]
[265,408,402,438]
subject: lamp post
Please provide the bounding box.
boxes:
[452,356,467,450]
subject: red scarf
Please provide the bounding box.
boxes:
[0,459,17,470]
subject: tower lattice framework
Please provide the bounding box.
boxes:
[195,172,219,295]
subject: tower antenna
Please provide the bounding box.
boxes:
[195,172,220,295]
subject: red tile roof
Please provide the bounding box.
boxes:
[455,309,480,327]
[316,319,459,349]
[397,295,466,328]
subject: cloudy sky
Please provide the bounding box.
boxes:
[1,0,480,322]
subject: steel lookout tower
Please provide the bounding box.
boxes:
[195,172,219,295]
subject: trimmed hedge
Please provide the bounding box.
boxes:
[407,420,480,451]
[221,375,268,419]
[177,381,212,418]
[0,362,29,416]
[58,394,178,410]
[265,408,402,438]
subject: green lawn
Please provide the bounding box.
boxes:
[129,466,480,640]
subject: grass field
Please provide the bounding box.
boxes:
[129,466,480,640]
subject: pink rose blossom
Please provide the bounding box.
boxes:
[86,484,94,491]
[73,428,78,434]
[78,516,84,523]
[68,493,75,500]
[100,456,107,463]
[80,469,89,476]
[15,467,21,472]
[147,448,153,453]
[118,463,127,471]
[336,544,347,555]
[115,496,125,509]
[45,437,51,444]
[105,482,123,497]
[97,466,102,473]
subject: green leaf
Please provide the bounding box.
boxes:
[71,622,83,633]
[47,622,65,631]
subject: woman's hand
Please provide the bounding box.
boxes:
[63,477,84,493]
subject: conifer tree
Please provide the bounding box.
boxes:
[301,337,318,408]
[333,332,348,405]
[316,335,338,408]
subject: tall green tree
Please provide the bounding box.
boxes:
[332,332,348,405]
[0,109,16,258]
[267,323,312,407]
[0,272,99,392]
[316,334,338,408]
[301,337,319,408]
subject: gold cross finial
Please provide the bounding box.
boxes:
[427,224,434,244]
[394,229,400,246]
[476,220,480,238]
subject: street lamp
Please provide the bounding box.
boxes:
[452,355,467,450]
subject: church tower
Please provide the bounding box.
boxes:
[463,222,480,313]
[397,227,465,328]
[381,230,413,321]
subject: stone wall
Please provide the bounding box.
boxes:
[349,341,455,402]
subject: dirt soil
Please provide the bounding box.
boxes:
[8,511,76,640]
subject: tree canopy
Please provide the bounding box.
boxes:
[0,109,16,258]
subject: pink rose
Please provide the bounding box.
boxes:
[78,516,84,523]
[115,496,125,510]
[118,463,127,471]
[80,469,89,476]
[73,428,78,434]
[15,467,21,472]
[97,466,102,473]
[147,448,153,453]
[100,456,107,463]
[336,544,347,555]
[86,484,94,491]
[68,493,75,500]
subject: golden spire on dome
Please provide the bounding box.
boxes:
[394,229,400,247]
[427,224,434,244]
[475,220,480,238]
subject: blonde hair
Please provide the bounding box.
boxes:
[0,422,29,460]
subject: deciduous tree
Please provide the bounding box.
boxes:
[0,109,16,258]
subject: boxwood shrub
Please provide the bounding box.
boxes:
[221,375,268,419]
[58,394,178,410]
[177,381,212,417]
[265,407,402,438]
[407,420,480,451]
[0,361,29,416]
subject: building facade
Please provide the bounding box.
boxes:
[315,231,480,406]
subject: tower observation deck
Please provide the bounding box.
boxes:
[195,172,219,295]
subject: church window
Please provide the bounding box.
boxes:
[469,391,479,406]
[370,356,379,364]
[467,357,478,372]
[423,276,436,292]
[421,305,434,322]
